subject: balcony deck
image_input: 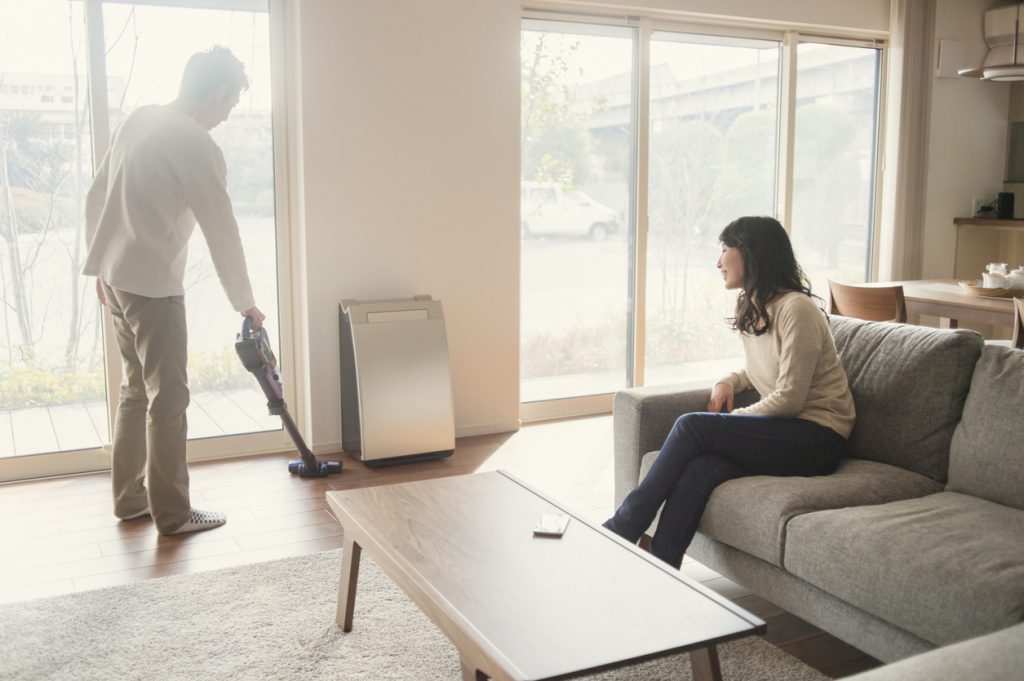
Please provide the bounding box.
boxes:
[0,389,280,458]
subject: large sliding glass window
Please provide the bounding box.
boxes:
[0,0,107,457]
[0,0,287,479]
[520,16,884,412]
[790,42,882,293]
[520,20,635,403]
[101,2,280,439]
[644,32,780,386]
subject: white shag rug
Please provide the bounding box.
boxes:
[0,549,828,681]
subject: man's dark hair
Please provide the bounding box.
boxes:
[178,46,249,102]
[719,215,818,336]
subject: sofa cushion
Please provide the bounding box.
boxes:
[639,453,942,566]
[828,316,983,481]
[785,492,1024,646]
[948,346,1024,510]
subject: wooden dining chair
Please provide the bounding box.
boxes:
[827,280,908,323]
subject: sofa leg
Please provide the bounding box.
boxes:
[638,534,652,552]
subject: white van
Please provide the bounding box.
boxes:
[521,182,620,240]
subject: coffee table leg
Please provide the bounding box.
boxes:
[336,535,362,631]
[460,660,487,680]
[690,644,722,681]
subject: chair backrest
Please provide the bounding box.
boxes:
[1014,298,1024,350]
[827,280,908,323]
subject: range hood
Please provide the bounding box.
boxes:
[959,3,1024,81]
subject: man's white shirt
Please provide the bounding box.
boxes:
[83,105,255,312]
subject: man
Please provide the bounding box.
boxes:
[83,46,264,535]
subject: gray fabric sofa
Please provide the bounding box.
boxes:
[844,621,1024,681]
[612,316,1024,663]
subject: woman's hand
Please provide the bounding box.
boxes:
[707,381,734,413]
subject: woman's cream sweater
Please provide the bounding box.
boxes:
[717,291,856,438]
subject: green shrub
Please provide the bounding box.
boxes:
[522,321,627,378]
[0,365,106,408]
[521,275,744,380]
[187,346,253,392]
[0,346,254,409]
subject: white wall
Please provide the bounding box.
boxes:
[289,0,891,453]
[921,0,1010,278]
[293,0,522,452]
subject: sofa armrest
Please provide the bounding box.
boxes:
[612,385,759,506]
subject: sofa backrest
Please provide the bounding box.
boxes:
[828,316,983,481]
[948,346,1024,510]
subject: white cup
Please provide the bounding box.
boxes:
[986,262,1009,276]
[982,272,1007,288]
[1007,267,1024,290]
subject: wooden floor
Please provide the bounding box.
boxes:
[0,415,881,678]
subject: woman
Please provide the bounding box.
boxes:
[603,216,855,568]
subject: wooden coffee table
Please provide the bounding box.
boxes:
[326,471,765,681]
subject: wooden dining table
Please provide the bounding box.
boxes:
[884,279,1017,328]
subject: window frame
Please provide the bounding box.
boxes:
[519,8,887,423]
[0,0,298,482]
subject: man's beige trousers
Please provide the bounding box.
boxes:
[102,283,190,534]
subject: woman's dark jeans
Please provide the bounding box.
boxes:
[603,412,844,568]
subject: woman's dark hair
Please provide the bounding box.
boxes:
[719,216,816,336]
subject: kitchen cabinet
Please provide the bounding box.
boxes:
[953,217,1024,280]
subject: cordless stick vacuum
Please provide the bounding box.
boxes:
[235,317,342,478]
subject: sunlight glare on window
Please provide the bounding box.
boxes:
[643,33,780,386]
[520,21,635,402]
[0,0,107,457]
